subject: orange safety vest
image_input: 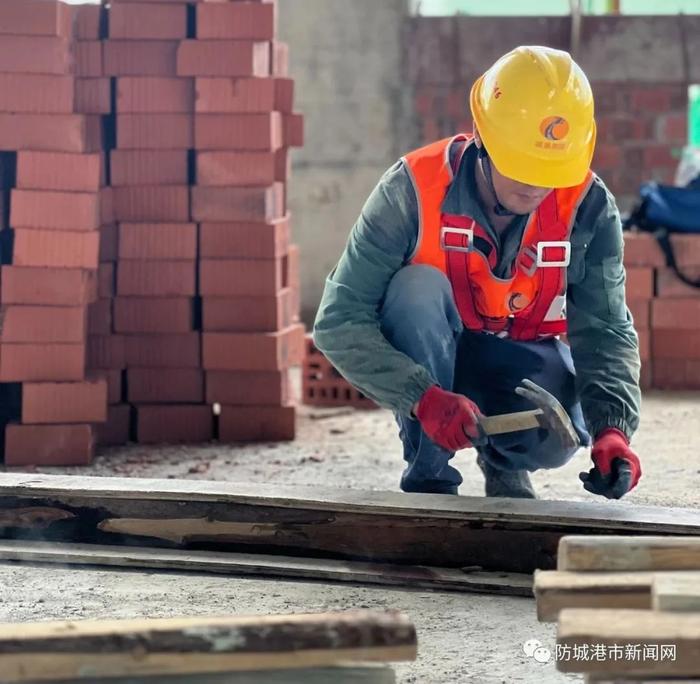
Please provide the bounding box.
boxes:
[402,134,594,341]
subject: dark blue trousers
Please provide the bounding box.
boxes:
[379,264,590,495]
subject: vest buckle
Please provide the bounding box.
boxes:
[440,226,474,253]
[537,241,571,268]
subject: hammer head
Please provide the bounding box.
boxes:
[514,379,580,451]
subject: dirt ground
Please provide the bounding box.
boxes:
[0,390,698,684]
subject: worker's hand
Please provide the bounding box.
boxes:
[579,428,641,500]
[415,385,484,452]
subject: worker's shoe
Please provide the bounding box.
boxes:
[476,452,538,499]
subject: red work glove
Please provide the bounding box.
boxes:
[579,428,642,500]
[415,385,484,452]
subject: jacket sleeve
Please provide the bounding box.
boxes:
[312,161,437,416]
[566,178,642,440]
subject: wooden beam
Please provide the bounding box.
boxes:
[557,608,700,677]
[535,569,653,622]
[652,573,700,612]
[0,611,416,683]
[558,536,700,572]
[0,540,533,597]
[2,475,700,573]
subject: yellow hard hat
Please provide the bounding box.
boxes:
[470,46,596,188]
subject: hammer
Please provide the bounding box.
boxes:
[476,379,580,450]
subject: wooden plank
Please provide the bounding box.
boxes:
[0,611,416,683]
[2,474,700,574]
[557,608,700,677]
[0,540,534,597]
[535,569,654,622]
[586,677,700,683]
[558,536,700,572]
[653,573,700,612]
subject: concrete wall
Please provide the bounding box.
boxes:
[277,0,412,323]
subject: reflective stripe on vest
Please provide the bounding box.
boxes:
[402,134,594,341]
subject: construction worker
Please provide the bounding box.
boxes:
[313,46,642,500]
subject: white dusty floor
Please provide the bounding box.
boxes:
[0,391,698,684]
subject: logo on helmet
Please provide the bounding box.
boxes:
[539,116,569,141]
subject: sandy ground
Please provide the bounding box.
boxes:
[0,390,698,684]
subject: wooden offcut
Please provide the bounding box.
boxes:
[2,474,700,574]
[558,536,700,572]
[0,611,416,682]
[652,572,700,612]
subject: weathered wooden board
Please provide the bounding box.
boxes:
[652,573,700,612]
[0,540,533,596]
[535,569,654,621]
[557,609,700,677]
[558,536,700,572]
[2,475,700,573]
[0,611,416,683]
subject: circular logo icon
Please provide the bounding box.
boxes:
[508,292,530,312]
[539,116,569,141]
[523,639,541,657]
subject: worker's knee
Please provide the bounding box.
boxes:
[489,433,579,472]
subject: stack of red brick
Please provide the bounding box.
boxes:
[624,231,700,390]
[0,0,305,465]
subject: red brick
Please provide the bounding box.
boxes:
[0,305,86,344]
[117,114,193,149]
[16,151,104,193]
[656,112,687,144]
[624,267,653,301]
[117,260,196,297]
[104,40,179,77]
[13,229,99,269]
[275,78,295,113]
[653,359,700,390]
[643,145,677,169]
[22,378,108,424]
[110,150,188,186]
[88,298,112,335]
[199,217,289,259]
[592,144,622,171]
[100,223,119,263]
[109,3,187,39]
[656,267,700,298]
[118,223,197,260]
[197,3,275,39]
[596,115,651,144]
[0,343,86,381]
[194,113,282,151]
[98,263,115,299]
[114,297,193,333]
[96,403,130,446]
[652,329,700,359]
[72,4,103,40]
[197,151,276,186]
[74,78,111,114]
[202,290,292,332]
[206,370,290,407]
[117,77,194,113]
[200,258,283,297]
[623,232,665,267]
[4,424,94,466]
[0,0,73,37]
[136,405,213,444]
[284,243,300,290]
[270,41,288,77]
[1,267,95,306]
[629,86,674,114]
[125,333,200,368]
[0,74,74,113]
[191,184,284,222]
[202,324,305,371]
[127,368,204,404]
[275,148,290,182]
[74,41,103,78]
[11,189,101,231]
[651,298,700,329]
[283,113,304,148]
[194,78,277,113]
[0,114,102,153]
[87,334,126,369]
[177,41,270,77]
[0,36,72,74]
[627,299,650,330]
[89,370,123,405]
[219,404,295,442]
[112,186,190,222]
[669,234,700,268]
